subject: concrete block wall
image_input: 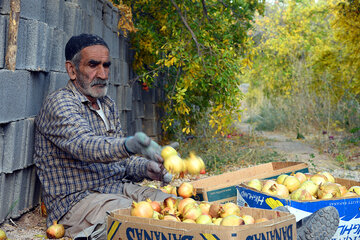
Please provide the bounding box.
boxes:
[0,0,164,224]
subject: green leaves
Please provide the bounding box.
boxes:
[114,0,263,137]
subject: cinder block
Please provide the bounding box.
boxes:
[134,118,142,132]
[67,0,92,15]
[111,33,120,59]
[103,27,113,56]
[27,71,49,116]
[63,2,86,36]
[132,82,142,101]
[0,118,35,173]
[0,167,41,224]
[109,58,120,84]
[111,6,120,33]
[106,83,116,102]
[16,19,52,71]
[0,15,8,69]
[0,0,10,15]
[135,101,145,119]
[144,103,157,120]
[47,71,68,95]
[0,70,29,123]
[120,60,129,85]
[94,0,105,20]
[123,85,132,111]
[103,1,113,29]
[142,118,158,137]
[20,0,45,21]
[50,28,67,72]
[44,0,65,29]
[89,16,104,38]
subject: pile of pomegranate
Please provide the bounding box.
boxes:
[246,171,360,200]
[131,183,270,226]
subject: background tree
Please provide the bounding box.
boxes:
[242,0,359,134]
[111,0,265,138]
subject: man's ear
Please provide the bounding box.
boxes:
[65,61,77,80]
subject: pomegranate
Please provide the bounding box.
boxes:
[299,180,318,197]
[195,214,213,224]
[185,152,205,175]
[130,201,154,218]
[290,188,313,200]
[220,215,244,226]
[282,176,301,192]
[152,211,161,220]
[317,182,341,199]
[164,155,184,174]
[147,199,161,213]
[46,221,65,239]
[0,229,7,240]
[209,203,223,218]
[276,174,288,184]
[182,203,202,220]
[293,172,307,184]
[335,183,347,196]
[247,179,263,191]
[342,191,358,198]
[349,186,360,195]
[177,182,196,198]
[177,198,196,214]
[182,219,196,223]
[319,171,335,183]
[212,218,223,225]
[161,146,178,160]
[160,185,174,194]
[163,214,181,222]
[242,214,255,224]
[220,202,241,218]
[198,202,211,215]
[261,180,278,195]
[275,183,290,198]
[310,174,328,186]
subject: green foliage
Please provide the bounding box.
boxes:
[111,0,265,137]
[242,0,360,135]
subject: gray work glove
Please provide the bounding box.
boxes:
[125,132,162,162]
[146,161,173,185]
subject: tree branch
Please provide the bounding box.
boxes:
[170,0,202,56]
[201,0,212,22]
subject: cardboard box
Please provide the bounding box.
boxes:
[236,177,360,240]
[107,207,297,240]
[191,162,309,204]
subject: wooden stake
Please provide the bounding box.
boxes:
[5,0,20,71]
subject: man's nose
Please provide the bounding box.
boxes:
[97,65,108,79]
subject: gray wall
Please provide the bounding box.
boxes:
[0,0,164,224]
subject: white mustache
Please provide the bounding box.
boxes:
[90,79,109,87]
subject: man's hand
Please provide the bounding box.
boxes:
[125,132,162,162]
[146,161,172,185]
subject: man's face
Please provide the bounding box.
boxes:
[74,45,111,100]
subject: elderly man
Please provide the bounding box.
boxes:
[34,33,174,239]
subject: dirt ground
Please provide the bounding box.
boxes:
[1,124,359,239]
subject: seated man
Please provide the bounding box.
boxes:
[34,33,175,239]
[35,33,339,240]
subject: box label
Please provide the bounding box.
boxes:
[108,219,295,240]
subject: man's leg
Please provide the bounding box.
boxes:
[58,184,175,240]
